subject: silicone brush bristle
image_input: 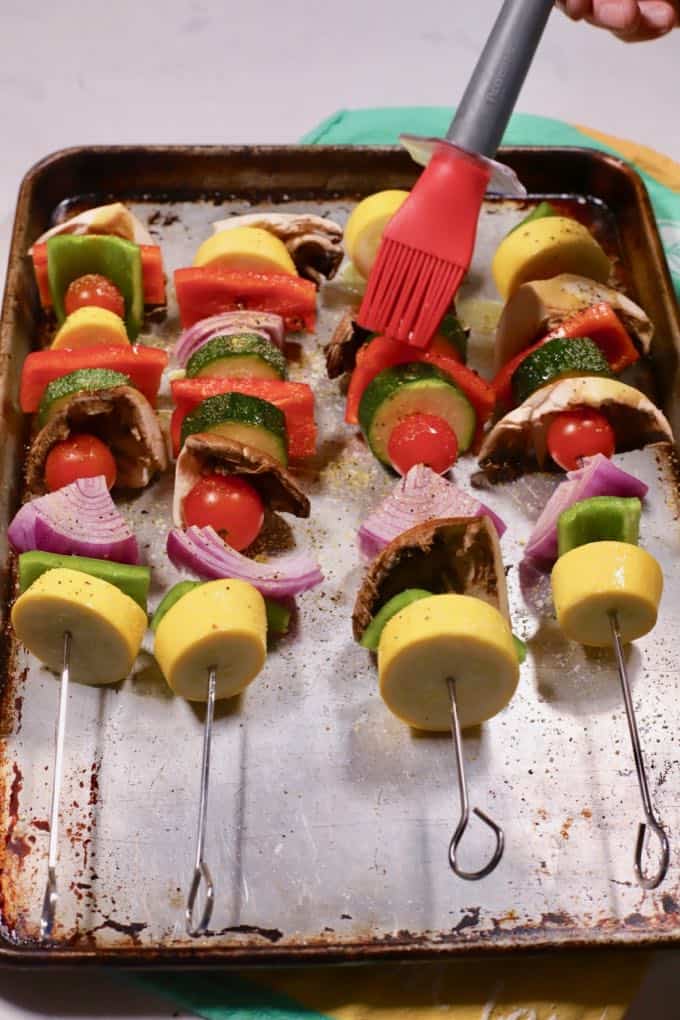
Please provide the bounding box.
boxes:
[359,239,465,346]
[358,145,490,347]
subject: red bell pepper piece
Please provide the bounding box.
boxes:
[550,303,639,372]
[345,335,493,428]
[492,301,640,409]
[170,377,316,460]
[20,344,168,412]
[139,245,166,304]
[32,242,165,307]
[174,268,317,333]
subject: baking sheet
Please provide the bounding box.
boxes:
[1,156,680,962]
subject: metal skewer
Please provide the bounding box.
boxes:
[447,677,504,880]
[608,611,670,890]
[41,631,71,939]
[186,666,217,936]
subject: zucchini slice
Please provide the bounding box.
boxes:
[186,333,287,381]
[511,337,611,405]
[38,368,131,427]
[358,363,476,466]
[180,392,288,465]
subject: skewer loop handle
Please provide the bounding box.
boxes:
[447,678,505,881]
[186,860,215,936]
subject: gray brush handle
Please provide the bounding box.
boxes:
[446,0,554,157]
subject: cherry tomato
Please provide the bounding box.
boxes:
[387,413,459,475]
[547,408,616,471]
[44,434,117,491]
[183,473,264,551]
[64,274,125,319]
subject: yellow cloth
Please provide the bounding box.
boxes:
[253,954,647,1019]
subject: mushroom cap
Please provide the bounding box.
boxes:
[478,376,672,476]
[494,274,653,371]
[30,202,153,251]
[25,386,169,495]
[352,516,508,641]
[211,212,343,284]
[172,432,310,527]
[324,313,374,379]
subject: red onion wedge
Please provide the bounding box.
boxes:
[358,465,506,559]
[8,476,139,564]
[167,525,323,598]
[523,453,648,570]
[173,311,285,366]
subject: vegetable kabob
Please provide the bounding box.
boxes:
[168,226,326,597]
[30,201,166,343]
[482,204,669,476]
[160,223,338,929]
[551,493,669,888]
[482,206,672,885]
[10,200,171,935]
[353,515,520,879]
[24,201,169,495]
[151,578,269,934]
[10,517,151,935]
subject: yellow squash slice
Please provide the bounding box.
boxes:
[378,594,519,732]
[492,217,611,300]
[51,306,129,350]
[154,579,267,701]
[193,227,297,276]
[344,190,409,279]
[551,541,663,647]
[11,568,147,684]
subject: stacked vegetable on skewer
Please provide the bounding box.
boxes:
[22,202,170,495]
[160,216,339,931]
[353,515,519,878]
[482,204,671,475]
[339,192,674,886]
[11,202,337,936]
[167,219,330,613]
[479,203,673,886]
[328,192,495,476]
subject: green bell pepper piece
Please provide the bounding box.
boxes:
[18,551,150,609]
[507,200,559,237]
[265,598,291,635]
[437,311,469,362]
[46,234,144,339]
[557,496,642,557]
[513,634,528,664]
[149,580,291,637]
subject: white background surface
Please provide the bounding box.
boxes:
[0,1,679,1017]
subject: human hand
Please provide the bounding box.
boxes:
[558,0,678,40]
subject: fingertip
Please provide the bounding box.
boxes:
[559,0,592,19]
[593,0,641,30]
[639,0,678,30]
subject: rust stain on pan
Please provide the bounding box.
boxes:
[0,758,25,937]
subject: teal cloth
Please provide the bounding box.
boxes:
[129,971,324,1019]
[133,107,680,1020]
[303,107,680,298]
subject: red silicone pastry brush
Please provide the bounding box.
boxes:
[358,0,554,348]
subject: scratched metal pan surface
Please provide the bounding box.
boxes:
[0,146,679,966]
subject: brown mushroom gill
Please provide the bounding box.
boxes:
[352,517,508,641]
[25,386,168,495]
